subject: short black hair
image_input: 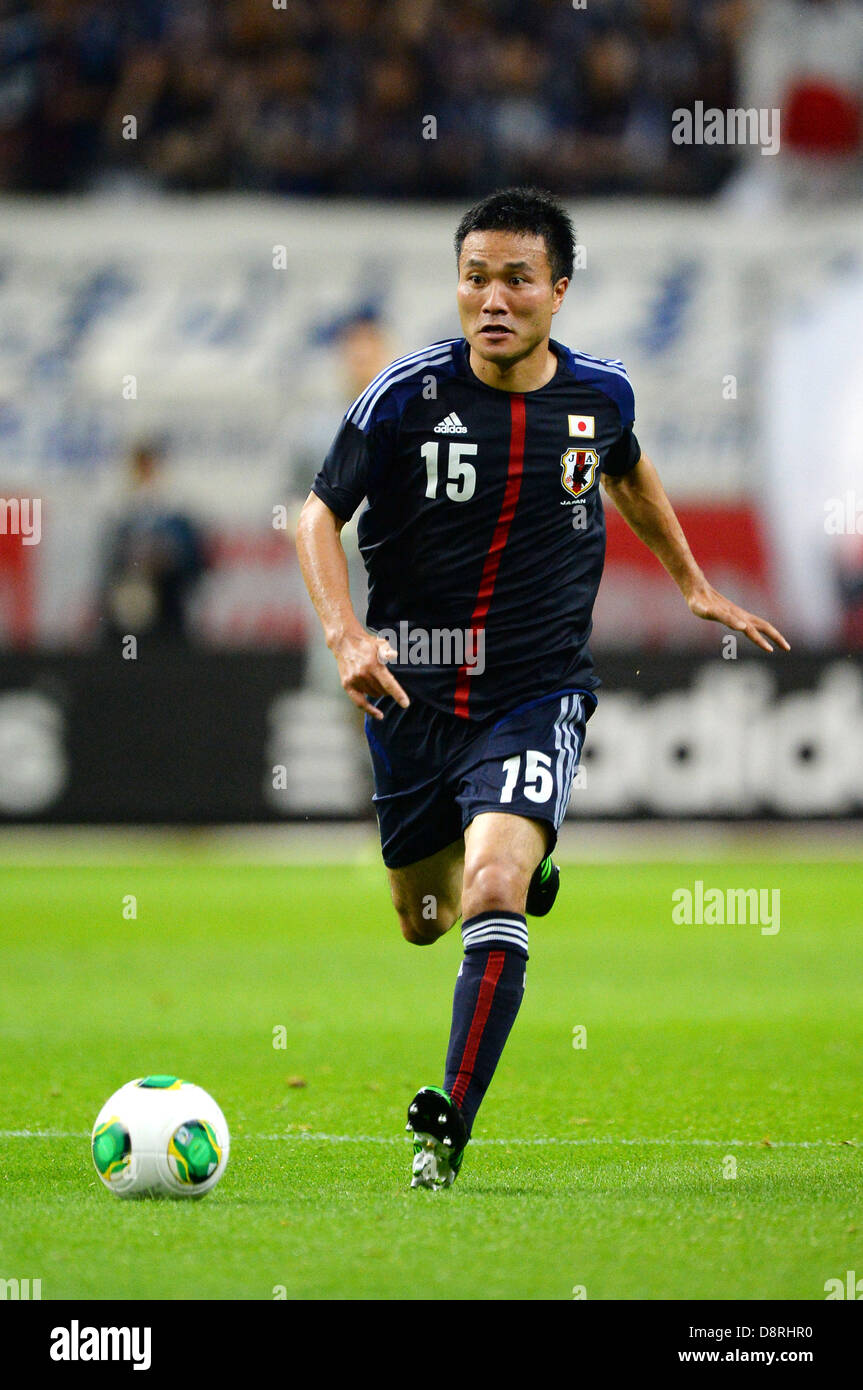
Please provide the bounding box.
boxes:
[454,187,575,284]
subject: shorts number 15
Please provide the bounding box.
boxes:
[500,751,554,804]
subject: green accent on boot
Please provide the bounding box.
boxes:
[423,1085,452,1103]
[527,854,560,916]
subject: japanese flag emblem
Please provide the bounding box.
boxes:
[568,414,595,438]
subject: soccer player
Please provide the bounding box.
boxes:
[296,188,789,1190]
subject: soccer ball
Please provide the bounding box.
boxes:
[91,1075,229,1198]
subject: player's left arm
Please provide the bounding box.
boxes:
[601,451,790,654]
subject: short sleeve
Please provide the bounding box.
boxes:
[311,419,371,522]
[602,425,641,478]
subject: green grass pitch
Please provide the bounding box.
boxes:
[1,856,861,1301]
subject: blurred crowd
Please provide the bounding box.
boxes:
[4,0,859,199]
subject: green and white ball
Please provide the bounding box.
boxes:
[91,1076,229,1198]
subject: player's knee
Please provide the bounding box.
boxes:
[398,913,446,946]
[462,857,528,916]
[393,899,459,946]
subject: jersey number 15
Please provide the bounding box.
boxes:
[421,441,477,502]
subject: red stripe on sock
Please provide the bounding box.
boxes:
[449,950,507,1110]
[453,394,526,719]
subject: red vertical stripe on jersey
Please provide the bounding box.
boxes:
[449,950,507,1110]
[454,393,526,719]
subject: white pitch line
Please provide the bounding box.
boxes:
[0,1130,857,1149]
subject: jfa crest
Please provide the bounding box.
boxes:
[560,447,599,500]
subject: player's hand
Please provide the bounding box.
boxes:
[685,582,790,654]
[331,628,410,719]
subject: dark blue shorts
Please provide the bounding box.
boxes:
[365,689,595,869]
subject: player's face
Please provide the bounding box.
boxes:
[456,231,568,367]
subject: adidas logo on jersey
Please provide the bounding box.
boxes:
[434,413,468,434]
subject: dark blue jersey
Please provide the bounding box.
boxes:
[312,336,640,721]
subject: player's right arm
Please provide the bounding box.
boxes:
[296,492,409,720]
[602,451,790,653]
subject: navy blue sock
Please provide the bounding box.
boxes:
[443,911,528,1134]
